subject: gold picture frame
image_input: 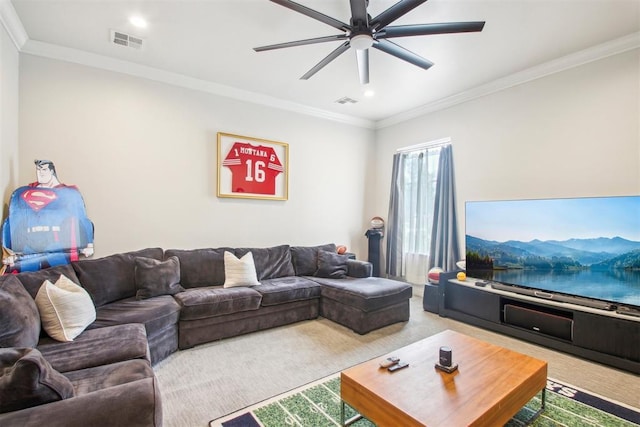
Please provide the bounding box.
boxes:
[217,132,289,200]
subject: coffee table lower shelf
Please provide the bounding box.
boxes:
[340,389,546,427]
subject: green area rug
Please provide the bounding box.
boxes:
[210,374,640,427]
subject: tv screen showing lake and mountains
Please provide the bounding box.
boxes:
[465,196,640,307]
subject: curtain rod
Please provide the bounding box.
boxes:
[396,137,451,153]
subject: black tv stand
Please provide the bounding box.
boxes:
[432,272,640,374]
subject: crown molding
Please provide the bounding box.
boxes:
[0,0,27,49]
[2,0,373,128]
[376,32,640,129]
[19,39,376,130]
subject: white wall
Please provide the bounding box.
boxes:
[12,49,640,261]
[0,21,19,217]
[374,49,640,251]
[18,55,375,258]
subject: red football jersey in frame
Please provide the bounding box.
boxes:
[222,142,284,195]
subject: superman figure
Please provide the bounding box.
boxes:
[2,160,94,273]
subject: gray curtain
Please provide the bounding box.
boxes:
[428,144,461,271]
[385,153,404,277]
[386,150,431,279]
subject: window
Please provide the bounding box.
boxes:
[387,140,456,284]
[401,146,441,257]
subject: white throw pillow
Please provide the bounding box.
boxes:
[223,251,260,288]
[35,274,96,342]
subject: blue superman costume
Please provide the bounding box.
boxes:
[2,160,94,273]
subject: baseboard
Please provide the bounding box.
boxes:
[411,283,424,298]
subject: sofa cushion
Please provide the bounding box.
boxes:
[224,251,260,288]
[0,347,75,414]
[12,263,81,299]
[38,324,150,373]
[164,247,232,288]
[0,373,161,427]
[174,286,262,320]
[235,245,295,280]
[63,359,154,396]
[290,243,337,276]
[72,248,163,307]
[88,295,181,340]
[315,250,349,279]
[0,275,41,347]
[311,276,413,313]
[134,256,184,300]
[257,277,321,306]
[36,275,96,342]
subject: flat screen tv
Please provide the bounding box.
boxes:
[465,195,640,312]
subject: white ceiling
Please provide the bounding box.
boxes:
[8,0,640,126]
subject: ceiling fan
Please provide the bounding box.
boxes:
[254,0,485,84]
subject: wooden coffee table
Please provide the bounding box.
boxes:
[341,330,547,426]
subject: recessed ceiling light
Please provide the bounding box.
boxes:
[364,89,375,97]
[129,16,147,29]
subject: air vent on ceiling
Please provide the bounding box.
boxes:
[335,97,358,105]
[110,29,144,50]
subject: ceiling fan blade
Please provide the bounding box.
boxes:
[269,0,350,31]
[377,21,486,39]
[301,41,350,80]
[356,49,370,84]
[370,0,428,31]
[373,39,434,70]
[254,34,347,52]
[350,0,369,26]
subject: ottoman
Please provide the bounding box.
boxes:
[310,277,413,334]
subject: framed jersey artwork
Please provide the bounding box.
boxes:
[217,132,289,200]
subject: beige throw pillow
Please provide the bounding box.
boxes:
[223,251,260,288]
[35,275,96,342]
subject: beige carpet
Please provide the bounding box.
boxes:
[154,295,639,427]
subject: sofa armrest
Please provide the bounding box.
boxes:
[347,259,373,278]
[0,377,162,427]
[38,324,150,373]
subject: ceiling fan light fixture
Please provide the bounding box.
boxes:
[350,34,373,50]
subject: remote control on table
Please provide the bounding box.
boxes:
[379,356,400,368]
[388,361,409,372]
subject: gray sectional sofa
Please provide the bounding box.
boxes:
[0,243,412,426]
